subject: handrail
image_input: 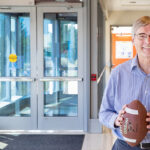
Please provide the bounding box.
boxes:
[97,66,107,84]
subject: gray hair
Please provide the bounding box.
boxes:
[132,16,150,37]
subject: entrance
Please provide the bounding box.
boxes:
[0,6,84,130]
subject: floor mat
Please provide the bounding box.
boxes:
[0,134,84,150]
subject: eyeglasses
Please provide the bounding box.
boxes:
[135,33,150,40]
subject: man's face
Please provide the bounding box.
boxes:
[133,24,150,58]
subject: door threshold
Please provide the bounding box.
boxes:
[0,130,85,134]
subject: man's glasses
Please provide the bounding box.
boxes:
[135,33,150,40]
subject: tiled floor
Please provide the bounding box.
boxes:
[82,127,116,150]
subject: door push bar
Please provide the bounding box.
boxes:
[0,77,83,82]
[0,77,34,82]
[39,77,83,82]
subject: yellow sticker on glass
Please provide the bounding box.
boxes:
[9,54,17,63]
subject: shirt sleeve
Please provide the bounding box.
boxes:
[99,69,118,129]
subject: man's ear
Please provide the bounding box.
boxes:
[132,37,135,46]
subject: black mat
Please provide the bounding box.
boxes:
[0,134,84,150]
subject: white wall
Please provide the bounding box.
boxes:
[89,0,105,133]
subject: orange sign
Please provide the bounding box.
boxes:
[112,33,136,68]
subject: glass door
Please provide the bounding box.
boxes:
[0,7,37,130]
[37,7,84,130]
[0,6,84,131]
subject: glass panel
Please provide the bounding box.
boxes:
[44,81,78,117]
[44,13,78,77]
[0,13,31,117]
[0,13,30,77]
[0,81,31,116]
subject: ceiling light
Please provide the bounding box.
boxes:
[121,0,150,6]
[129,1,136,4]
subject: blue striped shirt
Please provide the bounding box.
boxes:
[99,55,150,143]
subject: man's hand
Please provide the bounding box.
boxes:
[146,112,150,133]
[114,105,127,127]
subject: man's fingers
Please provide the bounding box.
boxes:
[115,115,124,126]
[115,105,127,127]
[147,124,150,129]
[119,116,124,122]
[122,104,127,110]
[146,118,150,122]
[119,105,127,116]
[146,112,150,123]
[147,112,150,116]
[118,117,124,126]
[118,110,125,117]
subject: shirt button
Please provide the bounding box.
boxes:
[145,91,147,94]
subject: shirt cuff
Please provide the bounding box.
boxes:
[109,113,118,129]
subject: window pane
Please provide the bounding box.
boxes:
[0,13,31,117]
[0,81,31,116]
[0,13,30,77]
[44,13,78,77]
[44,81,78,117]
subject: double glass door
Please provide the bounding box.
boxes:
[0,6,84,130]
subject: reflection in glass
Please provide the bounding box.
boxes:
[44,81,78,117]
[0,13,30,77]
[44,13,78,77]
[0,82,31,116]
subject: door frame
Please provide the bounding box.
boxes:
[0,5,87,131]
[0,6,37,130]
[37,6,84,130]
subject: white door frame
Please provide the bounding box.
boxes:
[37,6,84,130]
[0,6,86,131]
[0,6,37,130]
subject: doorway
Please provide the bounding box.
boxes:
[0,6,84,130]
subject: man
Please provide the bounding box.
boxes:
[99,16,150,150]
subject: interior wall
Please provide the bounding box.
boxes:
[90,0,98,119]
[90,0,105,119]
[83,0,91,132]
[89,0,106,133]
[105,11,150,81]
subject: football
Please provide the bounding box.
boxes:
[120,100,148,147]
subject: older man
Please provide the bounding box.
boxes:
[99,16,150,150]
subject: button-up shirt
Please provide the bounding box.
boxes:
[99,55,150,143]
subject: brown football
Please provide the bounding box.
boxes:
[120,100,148,147]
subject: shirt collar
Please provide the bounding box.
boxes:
[131,55,139,71]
